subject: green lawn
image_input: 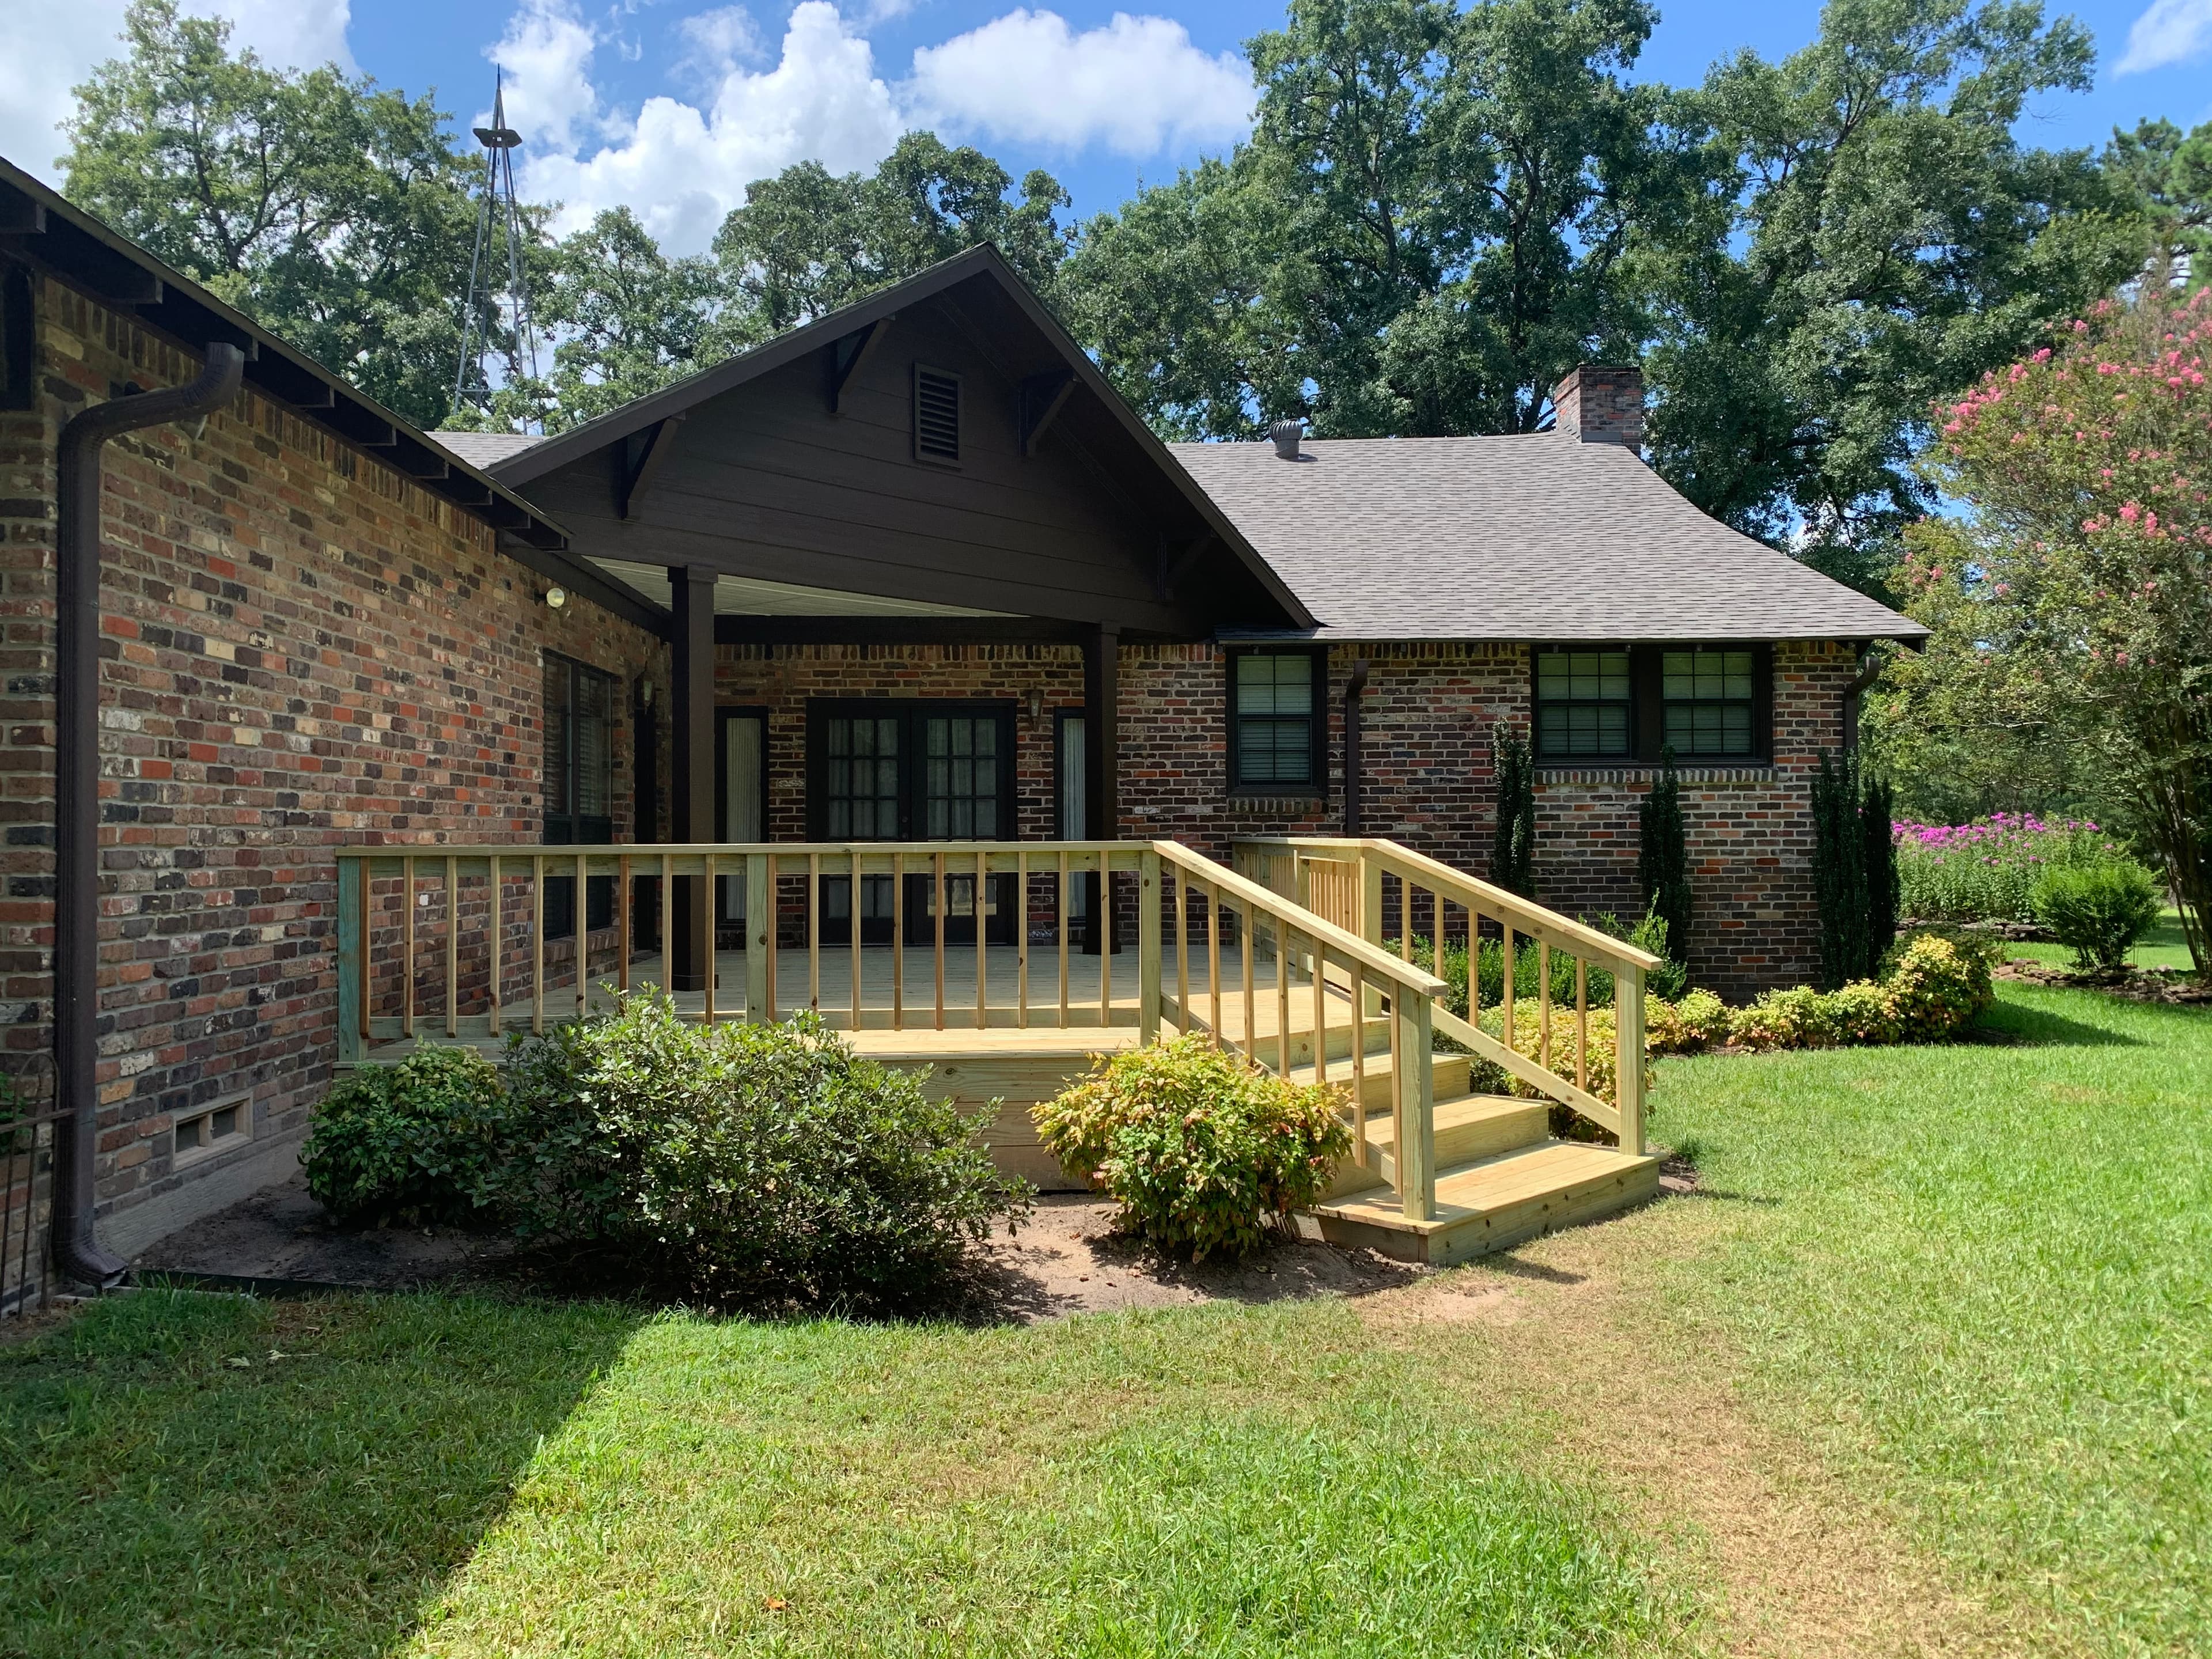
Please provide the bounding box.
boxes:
[2003,906,2199,972]
[1649,983,2212,1655]
[5,981,2207,1657]
[1,1285,1673,1657]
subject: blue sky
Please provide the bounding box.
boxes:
[6,0,2210,251]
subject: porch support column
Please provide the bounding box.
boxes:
[1082,623,1120,952]
[669,565,716,993]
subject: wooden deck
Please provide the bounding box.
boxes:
[337,836,1663,1252]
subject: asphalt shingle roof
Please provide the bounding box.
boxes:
[1169,434,1926,642]
[433,430,547,469]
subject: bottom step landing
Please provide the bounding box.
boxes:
[1304,1141,1660,1267]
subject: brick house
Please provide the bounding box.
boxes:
[0,156,1920,1266]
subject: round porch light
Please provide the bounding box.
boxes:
[544,586,567,609]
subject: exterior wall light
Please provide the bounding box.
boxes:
[544,586,567,609]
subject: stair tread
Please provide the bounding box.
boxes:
[1357,1093,1539,1150]
[1315,1140,1654,1232]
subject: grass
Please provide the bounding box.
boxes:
[2002,906,2199,972]
[7,981,2208,1656]
[1649,982,2212,1654]
[1,1287,1676,1657]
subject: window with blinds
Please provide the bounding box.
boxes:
[1229,649,1323,792]
[1533,644,1770,763]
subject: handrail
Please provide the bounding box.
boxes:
[1234,836,1661,975]
[1234,835,1649,1158]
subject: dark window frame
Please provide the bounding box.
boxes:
[1531,643,1773,765]
[1225,645,1327,797]
[543,652,619,938]
[912,362,963,467]
[1534,645,1637,762]
[803,698,1019,841]
[713,704,771,841]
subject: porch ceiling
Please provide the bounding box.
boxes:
[588,559,1016,619]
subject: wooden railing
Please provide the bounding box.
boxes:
[333,838,1455,1219]
[1233,837,1659,1157]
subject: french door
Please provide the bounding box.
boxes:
[806,700,1018,946]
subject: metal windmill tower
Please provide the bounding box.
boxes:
[452,72,541,425]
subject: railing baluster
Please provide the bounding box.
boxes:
[706,852,719,1026]
[445,855,459,1037]
[1616,967,1646,1156]
[360,858,374,1042]
[1398,993,1435,1221]
[574,851,589,1018]
[1350,961,1368,1166]
[761,853,774,1020]
[531,854,544,1035]
[933,851,946,1031]
[617,853,631,995]
[1275,912,1291,1078]
[850,849,863,1031]
[892,851,906,1031]
[1399,876,1412,965]
[1240,893,1256,1064]
[1138,849,1161,1045]
[1017,850,1030,1029]
[1575,956,1589,1092]
[1311,929,1327,1085]
[402,856,416,1041]
[1206,880,1223,1050]
[1099,852,1113,1027]
[975,849,988,1031]
[808,852,821,1013]
[1172,863,1188,1037]
[660,851,673,1001]
[1502,925,1515,1053]
[1538,940,1552,1072]
[1056,849,1070,1025]
[1387,971,1403,1192]
[1433,885,1445,976]
[338,856,363,1063]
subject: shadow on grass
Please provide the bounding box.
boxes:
[0,1287,641,1659]
[1979,1000,2146,1048]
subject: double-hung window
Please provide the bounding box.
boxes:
[1229,649,1323,793]
[1532,644,1770,764]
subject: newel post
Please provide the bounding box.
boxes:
[336,855,363,1063]
[1397,991,1435,1221]
[1137,849,1162,1044]
[1616,965,1646,1156]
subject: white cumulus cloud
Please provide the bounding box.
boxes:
[0,0,353,184]
[2113,0,2212,73]
[486,0,606,157]
[513,1,903,254]
[906,9,1253,155]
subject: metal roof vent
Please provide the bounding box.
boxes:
[1270,418,1305,460]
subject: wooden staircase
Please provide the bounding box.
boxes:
[1289,1045,1659,1266]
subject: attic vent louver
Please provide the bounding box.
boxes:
[914,365,961,463]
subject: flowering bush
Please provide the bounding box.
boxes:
[1728,936,1993,1051]
[1033,1035,1350,1261]
[1893,812,2119,922]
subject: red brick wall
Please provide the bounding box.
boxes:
[0,276,665,1229]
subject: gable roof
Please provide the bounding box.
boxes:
[0,156,572,560]
[1172,435,1928,642]
[471,244,1316,631]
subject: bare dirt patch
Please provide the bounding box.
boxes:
[1359,1196,2064,1659]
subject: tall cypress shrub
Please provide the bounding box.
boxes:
[1638,748,1691,967]
[1805,752,1876,995]
[1861,770,1899,965]
[1490,728,1536,897]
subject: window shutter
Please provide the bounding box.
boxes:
[914,366,960,463]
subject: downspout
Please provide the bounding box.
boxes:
[1343,658,1370,834]
[1841,644,1884,752]
[52,343,245,1286]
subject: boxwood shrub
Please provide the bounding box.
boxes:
[302,1045,512,1226]
[1033,1035,1350,1262]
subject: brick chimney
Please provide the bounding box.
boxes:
[1550,364,1644,449]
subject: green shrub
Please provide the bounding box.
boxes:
[1649,988,1729,1055]
[2032,860,2163,972]
[502,994,1029,1308]
[302,1046,512,1226]
[1728,934,1993,1051]
[1033,1035,1350,1262]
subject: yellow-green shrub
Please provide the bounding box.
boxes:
[1032,1035,1351,1261]
[1729,934,1993,1051]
